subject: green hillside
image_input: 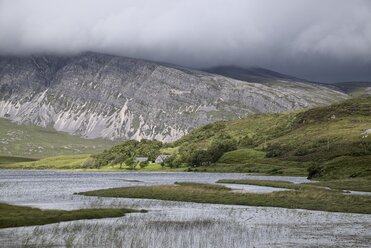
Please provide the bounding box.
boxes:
[170,97,371,179]
[0,156,37,164]
[0,118,118,158]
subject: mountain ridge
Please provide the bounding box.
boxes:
[203,65,308,83]
[330,81,371,97]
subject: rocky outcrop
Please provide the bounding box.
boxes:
[0,52,348,141]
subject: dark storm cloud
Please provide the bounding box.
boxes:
[0,0,370,82]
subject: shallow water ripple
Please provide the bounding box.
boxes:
[0,170,370,247]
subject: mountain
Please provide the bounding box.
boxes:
[0,52,348,142]
[203,66,307,83]
[331,82,371,97]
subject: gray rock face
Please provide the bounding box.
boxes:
[0,52,348,142]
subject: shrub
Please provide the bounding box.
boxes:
[179,137,238,167]
[125,157,136,170]
[294,147,310,156]
[173,121,226,146]
[238,135,255,148]
[265,144,284,158]
[208,138,238,163]
[187,150,212,167]
[82,157,96,168]
[139,161,149,168]
[158,155,182,168]
[307,164,322,179]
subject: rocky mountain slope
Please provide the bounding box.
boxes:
[204,66,306,82]
[331,82,371,97]
[0,52,348,142]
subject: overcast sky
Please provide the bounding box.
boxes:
[0,0,370,82]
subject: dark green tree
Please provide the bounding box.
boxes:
[208,138,238,163]
[125,157,136,170]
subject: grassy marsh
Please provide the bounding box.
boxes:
[0,203,143,229]
[218,178,371,193]
[306,178,371,192]
[80,182,371,214]
[216,179,311,190]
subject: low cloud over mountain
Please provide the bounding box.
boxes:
[0,0,370,82]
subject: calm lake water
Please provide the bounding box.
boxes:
[0,170,370,247]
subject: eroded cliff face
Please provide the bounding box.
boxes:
[0,52,348,142]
